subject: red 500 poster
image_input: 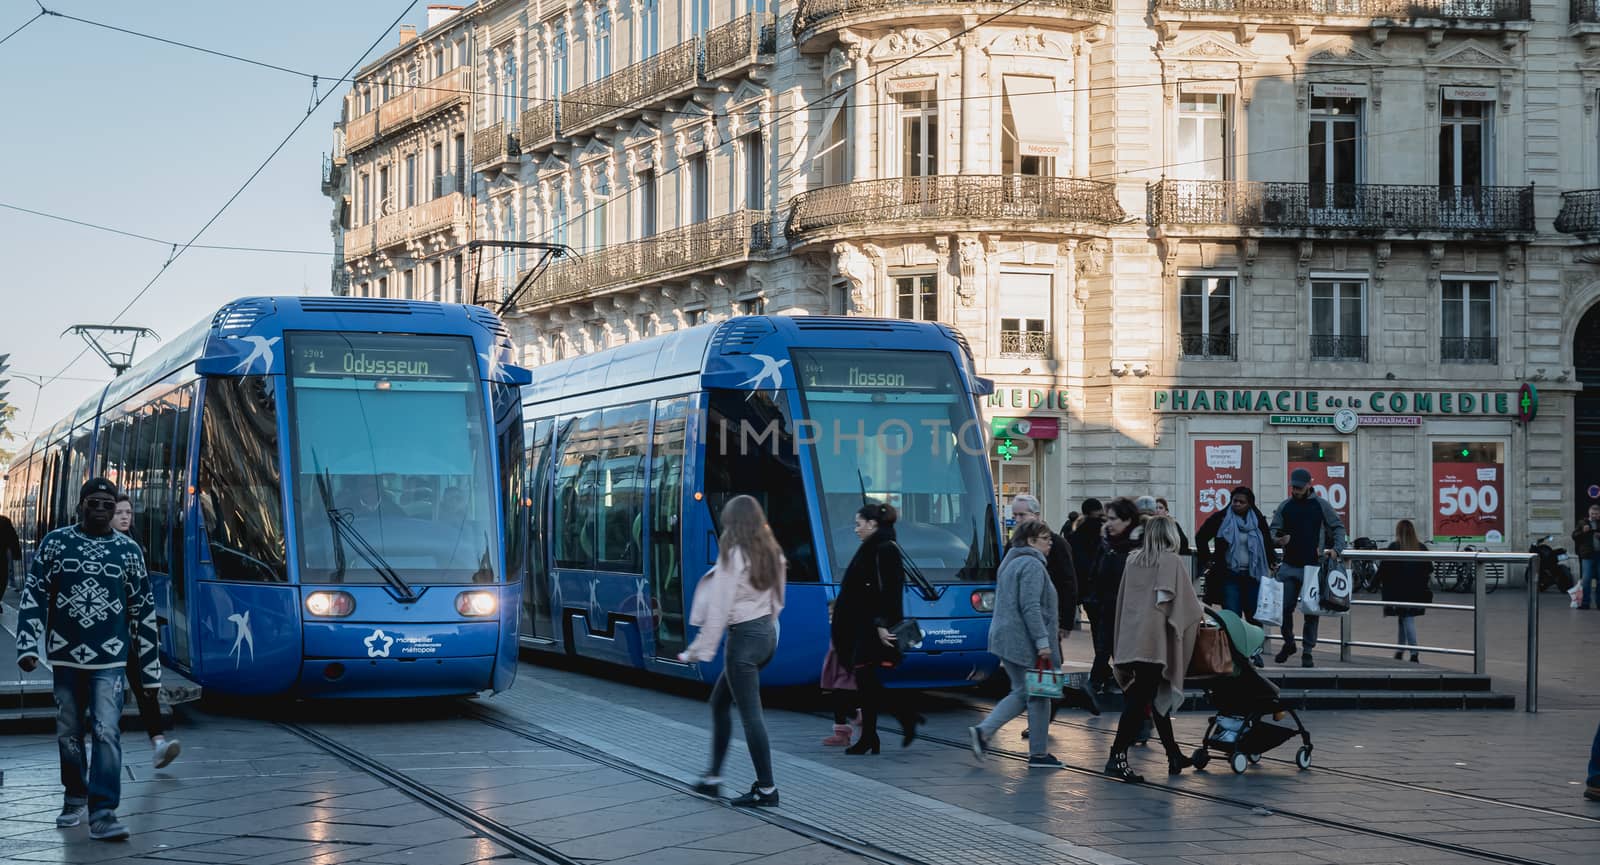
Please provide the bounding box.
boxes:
[1194,440,1253,531]
[1433,463,1504,543]
[1287,462,1352,531]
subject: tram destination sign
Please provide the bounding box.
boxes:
[290,333,468,380]
[1153,387,1518,417]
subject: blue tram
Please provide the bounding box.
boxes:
[518,316,1003,688]
[2,297,531,698]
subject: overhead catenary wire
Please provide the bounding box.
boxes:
[0,202,335,256]
[0,9,43,48]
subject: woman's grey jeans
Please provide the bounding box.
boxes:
[708,615,778,787]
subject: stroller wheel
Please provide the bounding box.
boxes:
[1230,752,1249,774]
[1190,748,1209,770]
[1295,746,1312,770]
[1247,754,1262,765]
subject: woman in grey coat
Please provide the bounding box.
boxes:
[967,520,1064,769]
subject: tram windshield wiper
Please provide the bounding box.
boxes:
[311,458,416,602]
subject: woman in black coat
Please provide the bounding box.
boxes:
[832,501,918,754]
[1193,486,1278,617]
[1088,498,1141,690]
[1379,519,1432,663]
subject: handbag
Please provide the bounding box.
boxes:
[819,645,857,690]
[1187,621,1235,676]
[1318,556,1352,613]
[890,618,924,650]
[1024,658,1065,699]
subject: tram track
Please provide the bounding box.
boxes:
[939,693,1600,825]
[276,721,586,865]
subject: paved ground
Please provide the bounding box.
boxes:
[0,584,1596,865]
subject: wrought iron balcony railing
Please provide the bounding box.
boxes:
[999,330,1051,357]
[561,40,699,136]
[1310,334,1368,361]
[346,112,377,151]
[704,14,775,79]
[1155,0,1529,19]
[1578,0,1600,22]
[789,175,1124,237]
[1440,336,1498,363]
[1556,189,1600,235]
[518,210,768,309]
[1148,180,1533,235]
[1179,332,1237,359]
[521,102,557,152]
[413,67,469,120]
[795,0,1113,35]
[472,121,520,168]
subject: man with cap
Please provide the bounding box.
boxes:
[1269,468,1347,668]
[16,478,160,842]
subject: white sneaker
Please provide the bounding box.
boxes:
[153,737,181,769]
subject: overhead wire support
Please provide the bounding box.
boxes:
[465,240,574,314]
[63,325,160,377]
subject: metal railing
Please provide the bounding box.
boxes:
[1578,0,1600,21]
[472,121,520,168]
[999,330,1050,356]
[521,101,557,151]
[1179,332,1237,359]
[1555,188,1600,235]
[788,175,1125,237]
[1309,333,1367,360]
[795,0,1114,34]
[703,14,772,79]
[1156,0,1529,17]
[1328,548,1540,711]
[346,111,377,151]
[1148,180,1535,234]
[561,39,699,135]
[1440,336,1498,363]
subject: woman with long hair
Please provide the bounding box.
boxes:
[681,495,787,807]
[831,501,920,754]
[1106,515,1204,782]
[1089,498,1142,691]
[1379,519,1432,663]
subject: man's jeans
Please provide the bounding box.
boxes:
[1277,565,1320,652]
[1582,557,1599,608]
[54,667,124,820]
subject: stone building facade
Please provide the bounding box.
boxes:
[326,0,1600,546]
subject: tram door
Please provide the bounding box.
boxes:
[523,420,557,641]
[1575,304,1600,523]
[167,385,195,668]
[648,398,689,658]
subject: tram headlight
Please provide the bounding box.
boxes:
[305,591,356,617]
[456,591,498,617]
[970,590,996,613]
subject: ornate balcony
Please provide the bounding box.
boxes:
[343,224,375,261]
[1153,0,1531,45]
[704,14,776,80]
[515,210,768,309]
[1179,332,1237,360]
[413,67,469,121]
[377,90,414,131]
[473,121,520,170]
[1147,180,1534,238]
[357,193,467,256]
[794,0,1113,45]
[521,102,557,153]
[999,330,1051,357]
[1556,189,1600,235]
[1310,334,1368,361]
[787,175,1125,245]
[1440,336,1498,363]
[346,112,377,152]
[560,40,699,137]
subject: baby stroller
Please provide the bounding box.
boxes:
[1187,609,1314,775]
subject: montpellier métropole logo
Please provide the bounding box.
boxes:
[364,628,394,658]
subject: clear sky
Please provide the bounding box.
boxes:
[0,0,427,448]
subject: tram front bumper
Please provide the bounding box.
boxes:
[296,655,497,698]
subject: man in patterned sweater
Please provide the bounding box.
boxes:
[16,477,159,842]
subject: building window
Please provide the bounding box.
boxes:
[589,172,610,249]
[547,331,565,361]
[1177,91,1229,181]
[1310,279,1366,361]
[1309,96,1363,210]
[595,9,612,79]
[403,270,415,300]
[684,308,706,326]
[454,134,466,194]
[550,22,568,98]
[501,53,519,123]
[742,132,764,211]
[689,153,709,223]
[1179,275,1234,359]
[363,87,373,113]
[738,297,766,316]
[378,276,388,298]
[899,90,938,177]
[430,261,443,302]
[1001,76,1058,178]
[895,274,938,321]
[589,323,606,350]
[691,0,711,35]
[404,153,416,209]
[1440,98,1491,189]
[378,165,391,215]
[639,169,658,238]
[999,272,1050,357]
[359,172,372,224]
[431,142,445,198]
[550,191,569,248]
[1441,279,1497,363]
[818,96,850,186]
[640,0,659,59]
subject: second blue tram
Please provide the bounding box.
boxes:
[518,316,1003,688]
[2,297,530,698]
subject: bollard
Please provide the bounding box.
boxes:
[1526,553,1539,713]
[1472,557,1486,676]
[1339,600,1352,664]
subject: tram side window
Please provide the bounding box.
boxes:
[704,389,820,583]
[649,397,688,655]
[494,383,527,581]
[198,376,288,582]
[597,403,648,574]
[523,419,555,638]
[142,393,179,573]
[553,411,602,570]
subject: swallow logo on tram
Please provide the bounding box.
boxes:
[364,629,394,658]
[739,354,789,400]
[227,611,253,668]
[230,336,281,374]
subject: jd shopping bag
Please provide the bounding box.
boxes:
[1318,556,1352,613]
[1253,576,1284,626]
[1298,565,1334,616]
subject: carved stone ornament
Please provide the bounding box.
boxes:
[1427,243,1446,288]
[986,26,1065,58]
[1375,242,1391,285]
[1076,239,1106,278]
[956,235,983,308]
[833,242,873,314]
[1241,238,1260,285]
[825,47,851,81]
[869,29,951,61]
[1297,240,1314,284]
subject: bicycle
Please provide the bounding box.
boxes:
[1434,536,1471,592]
[1349,536,1382,593]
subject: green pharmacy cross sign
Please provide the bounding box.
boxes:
[996,438,1019,461]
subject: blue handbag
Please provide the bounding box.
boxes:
[1024,659,1065,699]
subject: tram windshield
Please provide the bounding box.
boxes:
[792,349,999,583]
[286,332,499,584]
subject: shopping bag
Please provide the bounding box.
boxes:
[1025,660,1065,699]
[1569,582,1585,609]
[1299,567,1325,613]
[1254,576,1284,626]
[1318,557,1352,613]
[1186,622,1234,676]
[819,646,857,690]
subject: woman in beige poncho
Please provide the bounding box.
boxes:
[1106,515,1203,782]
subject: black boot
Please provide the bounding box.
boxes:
[845,734,880,755]
[1105,750,1143,783]
[1168,753,1195,775]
